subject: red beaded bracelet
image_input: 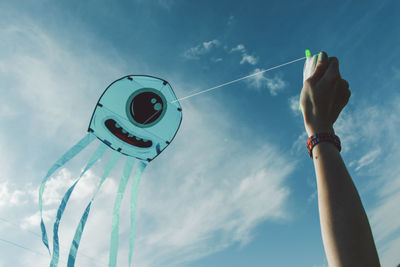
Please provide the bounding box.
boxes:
[307,132,341,158]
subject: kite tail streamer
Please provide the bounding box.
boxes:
[129,161,147,267]
[67,151,121,267]
[108,157,136,267]
[50,142,108,267]
[39,133,96,254]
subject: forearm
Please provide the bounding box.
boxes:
[312,142,380,267]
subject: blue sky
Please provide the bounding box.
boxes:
[0,0,400,266]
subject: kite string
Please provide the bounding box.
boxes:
[170,56,306,103]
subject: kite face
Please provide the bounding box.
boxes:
[88,75,182,161]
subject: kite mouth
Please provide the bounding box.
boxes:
[105,119,152,148]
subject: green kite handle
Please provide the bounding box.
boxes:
[299,49,312,111]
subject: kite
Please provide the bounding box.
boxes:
[39,75,182,267]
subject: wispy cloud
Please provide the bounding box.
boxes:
[290,131,308,157]
[323,94,400,266]
[379,235,400,267]
[230,44,245,53]
[183,39,220,60]
[0,13,130,266]
[0,182,29,208]
[289,66,400,266]
[211,57,223,63]
[349,148,382,171]
[246,68,287,95]
[240,54,258,65]
[184,42,258,66]
[230,44,258,65]
[288,95,301,115]
[265,75,286,95]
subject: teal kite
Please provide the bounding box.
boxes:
[39,75,182,267]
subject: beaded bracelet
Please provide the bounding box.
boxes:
[307,132,341,158]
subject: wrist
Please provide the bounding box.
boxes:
[306,131,341,158]
[305,124,334,137]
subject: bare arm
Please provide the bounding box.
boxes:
[312,141,380,266]
[300,52,380,266]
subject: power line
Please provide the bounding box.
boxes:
[0,217,105,266]
[0,237,63,263]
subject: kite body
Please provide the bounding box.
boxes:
[89,75,182,160]
[39,75,182,267]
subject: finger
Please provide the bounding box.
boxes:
[322,57,340,82]
[309,51,329,82]
[342,80,351,104]
[331,79,351,124]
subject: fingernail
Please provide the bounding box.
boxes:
[318,52,323,61]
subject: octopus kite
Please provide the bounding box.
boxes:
[39,75,182,267]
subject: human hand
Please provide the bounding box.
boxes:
[300,52,351,136]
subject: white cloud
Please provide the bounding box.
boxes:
[185,42,258,66]
[33,167,102,211]
[246,68,287,95]
[307,189,317,203]
[349,148,382,171]
[290,131,308,157]
[265,75,286,95]
[0,182,29,208]
[240,53,258,65]
[0,13,129,266]
[0,22,123,143]
[230,44,259,65]
[203,40,219,50]
[247,68,265,88]
[371,189,400,242]
[319,95,400,266]
[289,95,301,115]
[211,57,223,63]
[230,44,246,53]
[332,101,396,155]
[379,235,400,267]
[183,39,220,60]
[20,212,42,230]
[290,76,400,266]
[41,168,74,206]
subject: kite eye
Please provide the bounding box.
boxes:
[127,89,166,128]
